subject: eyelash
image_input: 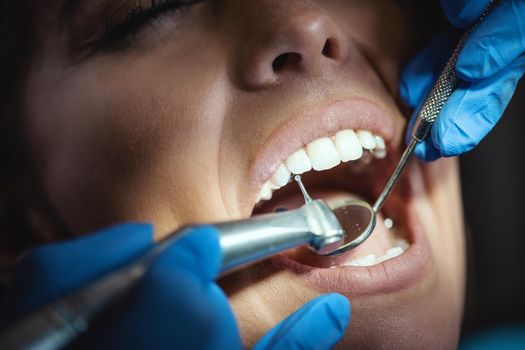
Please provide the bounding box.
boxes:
[99,0,199,48]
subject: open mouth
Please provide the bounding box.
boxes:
[246,98,433,295]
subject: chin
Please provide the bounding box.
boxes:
[219,97,466,349]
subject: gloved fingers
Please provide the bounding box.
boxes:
[98,269,241,350]
[399,32,457,109]
[414,136,442,162]
[151,225,223,285]
[254,294,350,350]
[432,56,525,157]
[78,227,236,350]
[457,0,525,81]
[440,0,492,28]
[3,223,154,320]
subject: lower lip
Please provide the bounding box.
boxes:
[270,198,435,297]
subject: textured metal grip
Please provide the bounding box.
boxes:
[413,0,502,141]
[373,0,502,214]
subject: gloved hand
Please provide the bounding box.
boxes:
[0,223,350,350]
[400,0,525,161]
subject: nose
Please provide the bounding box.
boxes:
[233,1,348,89]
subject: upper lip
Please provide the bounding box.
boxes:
[246,96,398,210]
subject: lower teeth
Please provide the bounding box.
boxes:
[342,238,409,267]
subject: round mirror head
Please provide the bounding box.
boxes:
[323,199,376,256]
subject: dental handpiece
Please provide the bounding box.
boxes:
[0,2,502,347]
[0,198,346,350]
[371,0,501,214]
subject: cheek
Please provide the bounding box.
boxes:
[422,158,466,315]
[26,47,231,235]
[329,0,416,93]
[338,288,462,349]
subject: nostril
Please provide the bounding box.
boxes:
[270,38,341,75]
[272,52,302,72]
[322,38,339,60]
[272,54,288,72]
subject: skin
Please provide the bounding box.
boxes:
[17,0,465,348]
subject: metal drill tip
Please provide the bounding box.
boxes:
[294,175,313,204]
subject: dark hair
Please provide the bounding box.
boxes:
[0,2,70,281]
[1,2,37,256]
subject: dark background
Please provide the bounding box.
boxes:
[461,80,525,335]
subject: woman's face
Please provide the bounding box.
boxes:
[23,0,465,348]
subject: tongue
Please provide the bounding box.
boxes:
[269,189,399,268]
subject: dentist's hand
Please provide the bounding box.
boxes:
[0,223,350,350]
[400,0,525,161]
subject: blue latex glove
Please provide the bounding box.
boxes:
[400,0,525,161]
[0,223,350,350]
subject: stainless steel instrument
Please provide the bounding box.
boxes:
[373,0,501,213]
[0,197,347,350]
[325,0,502,256]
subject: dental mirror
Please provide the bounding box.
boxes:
[294,176,376,256]
[288,0,499,257]
[317,0,501,256]
[326,199,376,255]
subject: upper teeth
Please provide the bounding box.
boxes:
[256,129,386,203]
